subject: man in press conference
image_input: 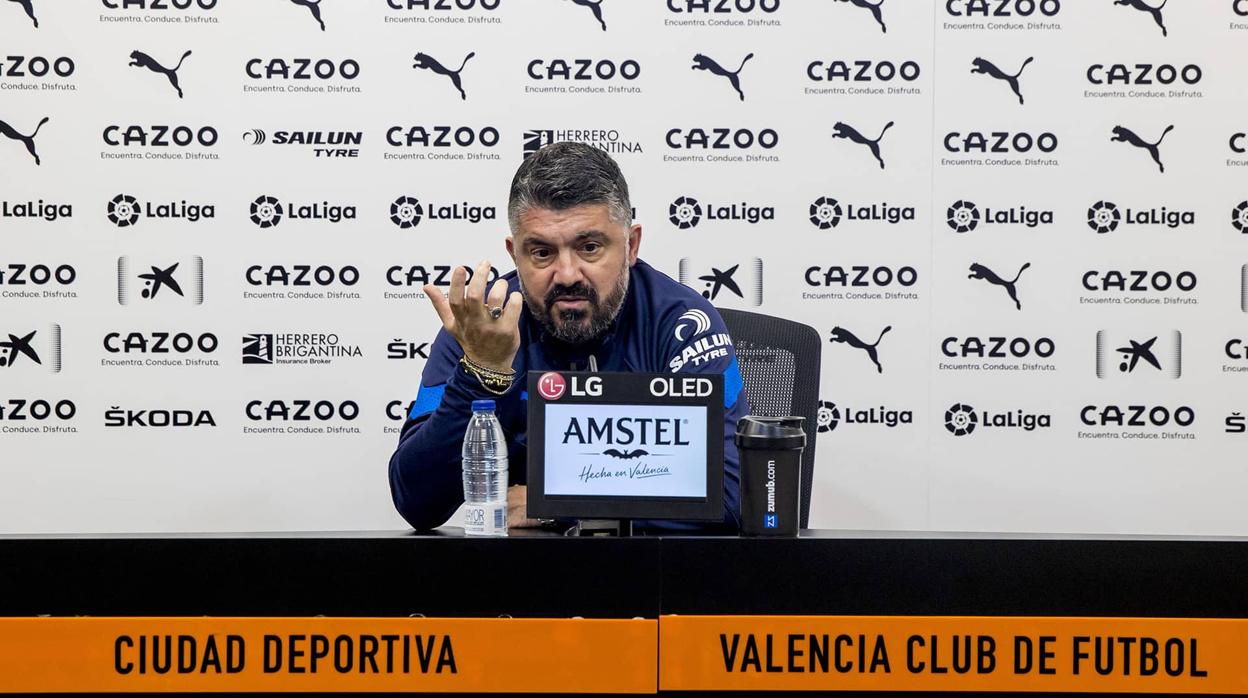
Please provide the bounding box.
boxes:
[388,142,747,532]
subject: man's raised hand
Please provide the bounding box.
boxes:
[425,261,523,373]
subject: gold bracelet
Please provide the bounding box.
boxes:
[460,356,515,395]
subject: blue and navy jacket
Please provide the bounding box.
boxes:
[388,259,748,532]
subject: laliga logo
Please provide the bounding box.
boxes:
[674,309,711,341]
[1233,201,1248,233]
[809,197,841,229]
[108,194,141,227]
[250,195,283,228]
[947,200,978,232]
[944,403,977,436]
[537,371,567,400]
[669,196,701,229]
[391,196,422,228]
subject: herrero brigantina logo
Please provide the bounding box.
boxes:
[242,332,362,366]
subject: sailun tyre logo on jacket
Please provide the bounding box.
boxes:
[537,371,567,401]
[674,309,711,341]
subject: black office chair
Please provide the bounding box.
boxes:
[718,308,821,528]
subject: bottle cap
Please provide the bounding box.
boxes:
[735,416,806,450]
[471,399,496,412]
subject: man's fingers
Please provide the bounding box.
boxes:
[447,265,467,308]
[424,285,455,329]
[486,279,508,311]
[501,291,524,326]
[465,260,492,306]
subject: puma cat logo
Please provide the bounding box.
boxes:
[836,0,886,33]
[832,121,893,169]
[1111,125,1173,173]
[830,326,891,374]
[129,49,192,99]
[971,56,1033,105]
[691,53,753,101]
[0,116,48,165]
[289,0,325,31]
[6,0,37,28]
[412,51,474,101]
[1114,0,1167,36]
[969,262,1030,311]
[567,0,606,31]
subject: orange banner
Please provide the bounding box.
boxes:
[0,617,656,694]
[659,615,1248,694]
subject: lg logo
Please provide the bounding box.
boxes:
[537,372,567,400]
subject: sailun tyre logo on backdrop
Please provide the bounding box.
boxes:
[947,200,979,233]
[1088,200,1121,233]
[945,403,977,436]
[809,197,842,229]
[107,194,140,227]
[250,195,283,228]
[391,196,423,229]
[669,196,702,229]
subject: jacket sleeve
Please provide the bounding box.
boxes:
[388,329,524,530]
[638,302,748,534]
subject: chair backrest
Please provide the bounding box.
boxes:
[718,308,821,528]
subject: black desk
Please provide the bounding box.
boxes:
[5,531,1248,697]
[4,529,1246,619]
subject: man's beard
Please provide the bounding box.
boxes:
[522,267,629,346]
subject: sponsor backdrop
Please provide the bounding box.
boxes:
[2,0,1246,535]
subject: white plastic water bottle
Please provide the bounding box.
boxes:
[462,399,508,536]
